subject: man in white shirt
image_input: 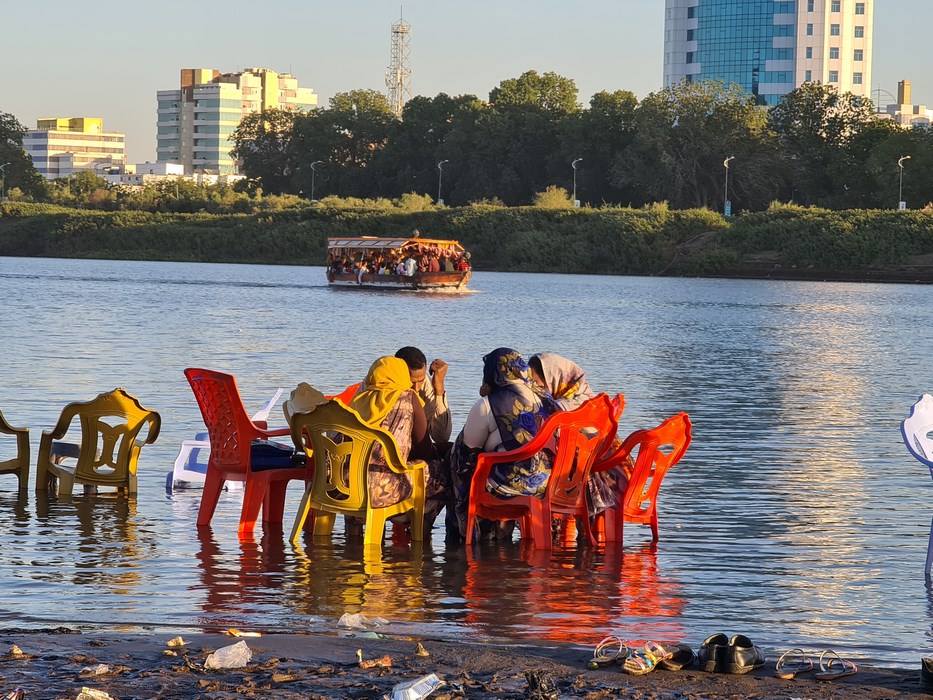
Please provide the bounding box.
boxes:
[394,346,452,449]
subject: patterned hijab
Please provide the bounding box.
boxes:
[349,356,421,426]
[533,352,596,410]
[482,347,560,450]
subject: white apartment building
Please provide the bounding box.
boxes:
[664,0,873,105]
[157,68,318,176]
[23,118,126,180]
[884,80,932,128]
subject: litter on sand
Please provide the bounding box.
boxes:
[226,628,262,638]
[204,641,252,670]
[338,613,390,630]
[389,673,445,700]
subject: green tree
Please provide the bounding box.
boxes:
[489,70,581,116]
[0,110,46,200]
[614,80,782,210]
[768,81,877,205]
[230,108,299,195]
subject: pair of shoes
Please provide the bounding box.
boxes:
[658,643,696,671]
[814,650,857,680]
[698,633,765,674]
[774,648,814,679]
[622,648,657,676]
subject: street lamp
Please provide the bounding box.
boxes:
[0,163,9,203]
[723,156,735,217]
[571,158,582,207]
[437,160,449,204]
[898,155,911,210]
[310,160,324,201]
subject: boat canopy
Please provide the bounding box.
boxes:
[327,237,466,254]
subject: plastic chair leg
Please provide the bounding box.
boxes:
[197,470,226,526]
[364,509,388,547]
[409,505,425,542]
[290,487,314,543]
[650,510,659,542]
[926,515,933,579]
[263,480,288,524]
[238,477,267,534]
[312,512,336,537]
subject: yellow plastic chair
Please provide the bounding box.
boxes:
[0,410,30,490]
[36,388,161,497]
[288,399,426,548]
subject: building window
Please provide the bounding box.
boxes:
[808,0,814,10]
[854,48,863,61]
[687,51,695,64]
[805,70,813,81]
[829,71,839,83]
[687,5,696,18]
[855,2,865,13]
[855,25,864,37]
[806,23,813,35]
[687,29,695,41]
[853,72,863,85]
[806,47,813,58]
[830,24,840,36]
[831,0,840,11]
[829,47,839,59]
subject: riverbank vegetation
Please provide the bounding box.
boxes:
[3,197,933,281]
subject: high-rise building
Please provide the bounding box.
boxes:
[156,68,318,175]
[664,0,873,105]
[23,118,126,180]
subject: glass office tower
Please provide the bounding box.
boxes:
[664,0,873,105]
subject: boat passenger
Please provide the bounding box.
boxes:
[529,352,632,517]
[348,356,449,530]
[449,347,561,541]
[428,255,441,273]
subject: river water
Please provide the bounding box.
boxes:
[1,256,932,666]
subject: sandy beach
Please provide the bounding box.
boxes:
[0,629,930,699]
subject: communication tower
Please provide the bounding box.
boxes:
[385,12,412,117]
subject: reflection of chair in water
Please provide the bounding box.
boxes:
[194,528,289,626]
[184,368,306,535]
[36,388,161,498]
[467,395,616,548]
[901,394,933,576]
[0,410,30,490]
[592,412,692,546]
[288,400,427,548]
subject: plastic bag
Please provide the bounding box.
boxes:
[390,673,445,700]
[204,640,252,670]
[337,612,389,630]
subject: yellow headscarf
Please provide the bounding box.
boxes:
[349,356,422,427]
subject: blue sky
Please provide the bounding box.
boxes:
[2,1,928,164]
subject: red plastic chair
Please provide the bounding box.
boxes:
[592,412,692,546]
[331,382,361,405]
[466,394,616,549]
[184,368,308,535]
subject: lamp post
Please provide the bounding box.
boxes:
[437,160,449,204]
[571,158,582,207]
[898,155,911,210]
[310,160,323,201]
[0,163,9,203]
[723,156,735,217]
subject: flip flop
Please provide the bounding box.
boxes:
[659,643,697,671]
[623,649,657,676]
[774,648,814,679]
[591,636,630,666]
[814,650,858,680]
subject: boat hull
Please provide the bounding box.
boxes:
[327,270,471,290]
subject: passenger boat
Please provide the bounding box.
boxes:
[326,236,472,291]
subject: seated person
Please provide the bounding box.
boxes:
[348,356,447,529]
[529,352,632,516]
[449,347,560,540]
[395,346,452,450]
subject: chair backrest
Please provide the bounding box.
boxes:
[620,413,692,520]
[902,393,933,472]
[289,399,411,514]
[610,393,625,422]
[546,394,617,511]
[184,368,255,472]
[51,388,161,484]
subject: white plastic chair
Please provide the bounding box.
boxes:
[901,393,933,576]
[166,388,284,493]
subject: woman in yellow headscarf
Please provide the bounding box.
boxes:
[349,356,447,521]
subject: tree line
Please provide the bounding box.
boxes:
[2,71,932,212]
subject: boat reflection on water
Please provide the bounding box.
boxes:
[463,541,686,645]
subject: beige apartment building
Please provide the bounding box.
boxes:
[156,68,318,175]
[23,118,126,180]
